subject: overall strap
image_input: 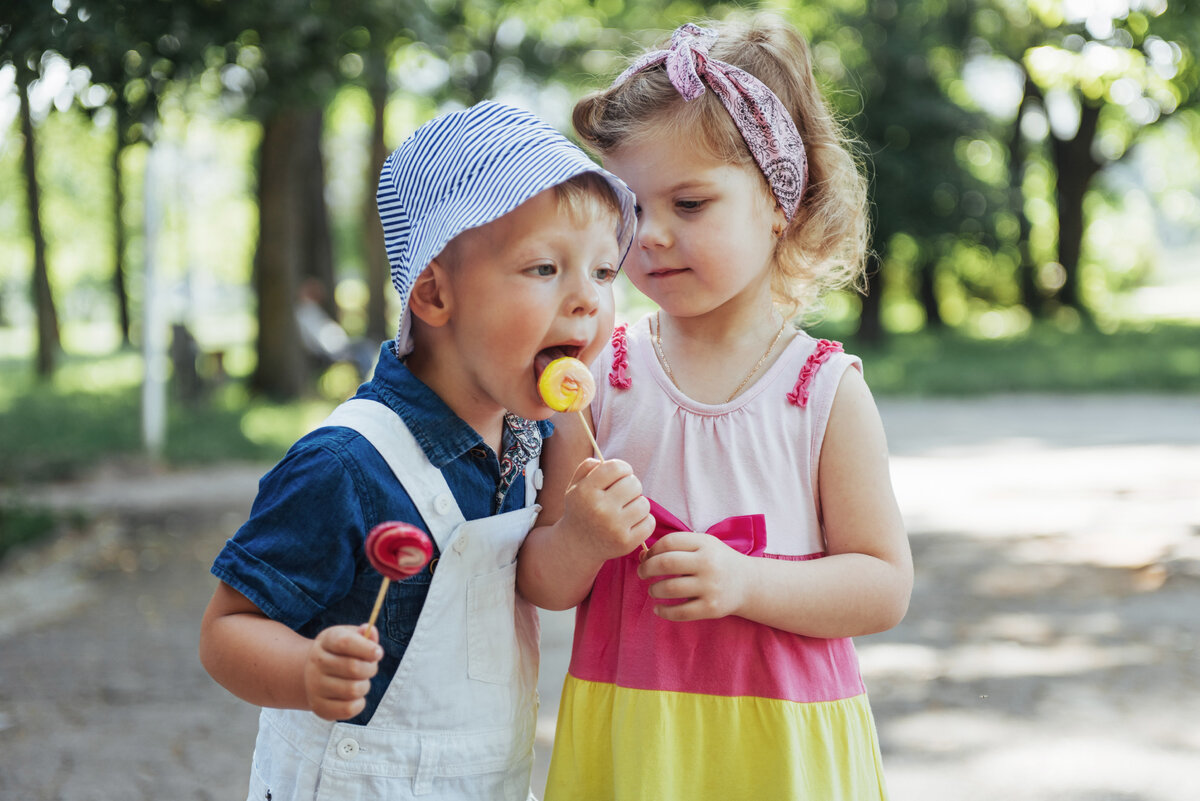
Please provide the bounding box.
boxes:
[320,398,466,551]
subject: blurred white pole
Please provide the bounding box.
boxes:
[141,143,167,458]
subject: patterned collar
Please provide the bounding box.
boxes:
[496,412,543,509]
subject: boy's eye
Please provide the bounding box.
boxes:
[530,263,556,276]
[676,199,706,212]
[593,266,618,284]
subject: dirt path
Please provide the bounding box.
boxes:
[1,394,1197,800]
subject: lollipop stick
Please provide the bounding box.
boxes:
[365,577,390,634]
[579,410,604,461]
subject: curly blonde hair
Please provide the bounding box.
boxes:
[573,14,870,318]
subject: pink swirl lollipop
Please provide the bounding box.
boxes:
[363,522,433,634]
[366,521,433,580]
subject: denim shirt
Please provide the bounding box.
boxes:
[211,341,552,724]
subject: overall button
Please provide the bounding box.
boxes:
[433,493,454,515]
[336,737,360,759]
[532,469,544,490]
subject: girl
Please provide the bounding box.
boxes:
[516,17,912,800]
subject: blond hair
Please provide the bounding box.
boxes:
[553,171,624,233]
[573,14,870,317]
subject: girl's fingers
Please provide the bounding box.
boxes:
[628,504,655,540]
[645,575,700,600]
[608,473,644,505]
[637,539,704,577]
[579,458,636,491]
[651,597,709,622]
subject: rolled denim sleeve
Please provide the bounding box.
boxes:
[211,439,368,631]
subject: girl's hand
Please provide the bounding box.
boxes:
[303,624,384,721]
[637,532,750,621]
[559,458,653,562]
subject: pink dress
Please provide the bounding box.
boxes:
[544,314,889,800]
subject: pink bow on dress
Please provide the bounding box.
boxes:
[642,497,767,556]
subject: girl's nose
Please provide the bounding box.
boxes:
[636,211,670,250]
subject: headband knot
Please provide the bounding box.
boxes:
[613,23,808,220]
[662,24,717,101]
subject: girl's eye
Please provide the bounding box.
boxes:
[593,266,618,284]
[633,204,643,218]
[677,199,706,212]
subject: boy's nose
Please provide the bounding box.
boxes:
[565,272,600,316]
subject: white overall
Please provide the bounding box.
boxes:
[244,399,542,801]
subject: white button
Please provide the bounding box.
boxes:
[532,469,544,490]
[434,493,453,515]
[336,737,360,759]
[453,534,469,554]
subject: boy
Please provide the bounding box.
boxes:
[199,101,648,801]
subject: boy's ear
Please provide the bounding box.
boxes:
[408,261,453,327]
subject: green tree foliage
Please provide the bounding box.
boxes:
[833,0,997,339]
[56,0,221,344]
[6,0,1197,396]
[984,0,1200,318]
[1,3,65,377]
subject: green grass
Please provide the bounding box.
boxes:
[0,503,61,562]
[0,348,343,560]
[3,321,1196,487]
[0,349,339,485]
[811,320,1200,396]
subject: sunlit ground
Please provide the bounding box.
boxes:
[866,395,1200,801]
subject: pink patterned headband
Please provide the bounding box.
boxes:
[613,23,808,221]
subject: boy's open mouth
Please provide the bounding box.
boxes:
[534,344,582,378]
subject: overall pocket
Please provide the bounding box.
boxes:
[465,560,518,684]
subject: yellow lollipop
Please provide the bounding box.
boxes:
[538,356,644,550]
[538,357,603,460]
[538,357,596,413]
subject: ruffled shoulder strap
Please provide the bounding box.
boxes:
[786,339,844,407]
[608,323,632,389]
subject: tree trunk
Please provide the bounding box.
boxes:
[1010,73,1042,317]
[18,69,60,377]
[915,254,942,328]
[858,251,885,345]
[250,110,309,399]
[1051,100,1102,314]
[112,111,131,345]
[297,109,337,317]
[364,56,390,343]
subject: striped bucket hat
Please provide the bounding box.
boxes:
[377,101,637,354]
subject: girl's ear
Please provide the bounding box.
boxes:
[771,204,789,239]
[408,260,453,327]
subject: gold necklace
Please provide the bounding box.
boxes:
[653,311,789,403]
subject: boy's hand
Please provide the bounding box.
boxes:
[303,624,383,721]
[637,533,750,622]
[558,458,653,562]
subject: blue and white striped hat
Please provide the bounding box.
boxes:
[377,101,637,354]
